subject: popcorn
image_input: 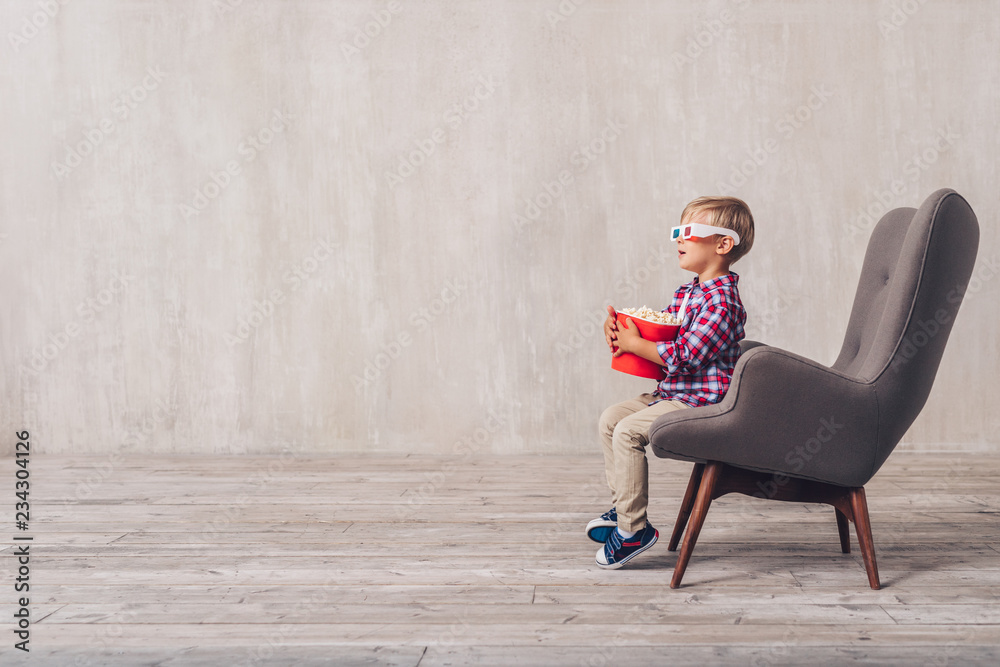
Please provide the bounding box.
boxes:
[619,305,682,325]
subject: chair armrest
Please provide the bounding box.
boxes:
[648,345,880,488]
[740,339,767,353]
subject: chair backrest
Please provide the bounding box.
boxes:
[832,189,979,472]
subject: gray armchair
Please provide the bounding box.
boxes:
[649,188,980,589]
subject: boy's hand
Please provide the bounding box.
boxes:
[612,317,642,357]
[604,305,619,351]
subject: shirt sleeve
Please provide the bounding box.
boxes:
[656,301,739,376]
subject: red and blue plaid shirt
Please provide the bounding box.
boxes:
[649,271,746,408]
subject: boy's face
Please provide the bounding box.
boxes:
[675,211,733,275]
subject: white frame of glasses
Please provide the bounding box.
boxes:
[670,223,740,245]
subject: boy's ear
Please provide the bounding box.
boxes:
[715,236,735,255]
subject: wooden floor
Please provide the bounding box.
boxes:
[3,451,1000,665]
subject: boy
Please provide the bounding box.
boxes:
[590,196,755,569]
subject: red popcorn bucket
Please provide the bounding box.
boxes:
[611,312,681,380]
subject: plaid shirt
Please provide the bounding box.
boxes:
[648,272,746,408]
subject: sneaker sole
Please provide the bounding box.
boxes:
[585,519,617,543]
[596,530,658,570]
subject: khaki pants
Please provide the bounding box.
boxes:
[598,393,690,532]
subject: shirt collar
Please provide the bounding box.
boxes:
[689,271,739,293]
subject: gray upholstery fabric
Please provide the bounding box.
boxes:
[649,189,980,488]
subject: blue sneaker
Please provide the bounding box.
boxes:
[586,507,617,543]
[596,523,658,569]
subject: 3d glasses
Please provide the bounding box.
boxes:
[670,222,740,245]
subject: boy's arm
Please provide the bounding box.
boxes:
[656,302,740,375]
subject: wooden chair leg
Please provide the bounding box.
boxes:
[849,486,881,590]
[670,461,722,589]
[668,463,705,551]
[835,508,851,554]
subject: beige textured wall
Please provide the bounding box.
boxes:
[2,0,997,455]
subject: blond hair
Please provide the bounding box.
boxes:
[680,196,755,264]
